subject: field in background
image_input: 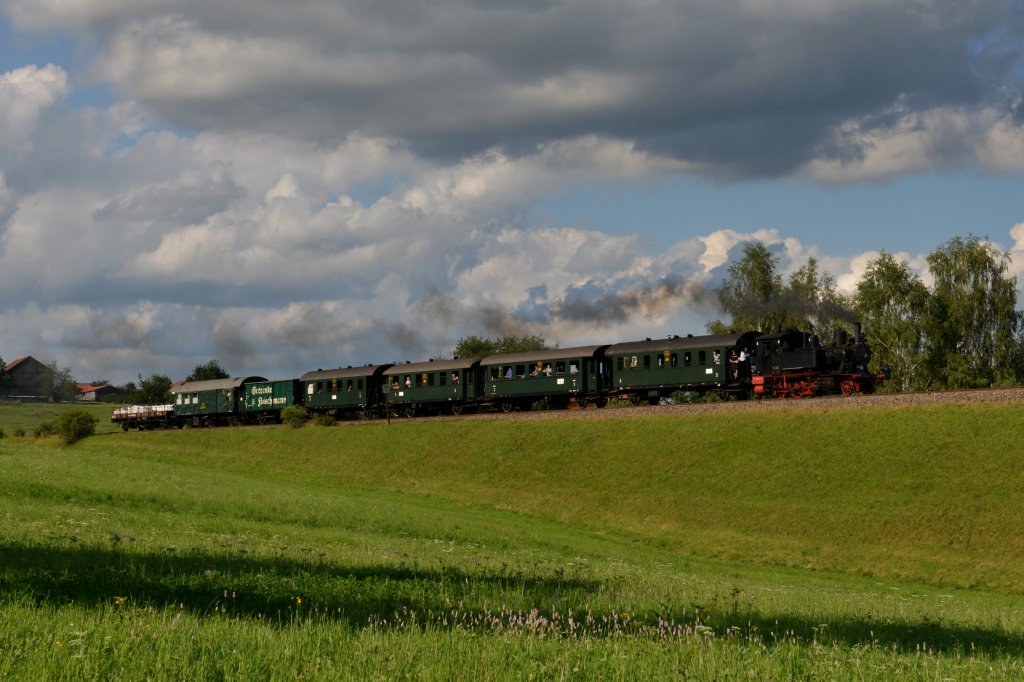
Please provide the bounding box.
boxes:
[0,401,117,435]
[2,402,1024,678]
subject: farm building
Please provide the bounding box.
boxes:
[0,356,52,401]
[76,383,120,401]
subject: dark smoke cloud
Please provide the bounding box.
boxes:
[551,276,716,325]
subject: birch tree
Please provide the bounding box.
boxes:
[854,252,929,391]
[925,235,1021,388]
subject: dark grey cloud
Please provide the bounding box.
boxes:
[551,275,716,325]
[43,0,1018,176]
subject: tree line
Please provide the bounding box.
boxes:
[709,234,1022,392]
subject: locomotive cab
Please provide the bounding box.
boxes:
[753,329,822,375]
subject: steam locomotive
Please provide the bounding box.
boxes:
[112,324,885,429]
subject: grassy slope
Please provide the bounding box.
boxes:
[90,402,1024,592]
[3,401,1024,678]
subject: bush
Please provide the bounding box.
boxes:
[281,406,309,428]
[0,427,4,439]
[52,410,98,445]
[33,422,54,438]
[313,414,336,427]
[14,427,25,438]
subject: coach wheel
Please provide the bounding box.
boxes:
[451,404,463,416]
[404,406,416,418]
[500,400,514,413]
[628,394,641,406]
[594,397,608,408]
[841,380,856,397]
[121,423,129,432]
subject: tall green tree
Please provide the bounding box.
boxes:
[925,235,1021,388]
[187,360,230,382]
[136,374,173,404]
[47,362,78,402]
[708,243,852,337]
[854,252,930,392]
[783,256,852,342]
[707,241,787,334]
[453,334,547,358]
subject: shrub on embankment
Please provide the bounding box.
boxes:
[90,401,1024,593]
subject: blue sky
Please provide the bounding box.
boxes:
[531,171,1024,256]
[1,1,1022,384]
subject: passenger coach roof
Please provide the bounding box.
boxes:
[301,365,390,381]
[479,345,610,366]
[382,358,482,375]
[171,376,267,393]
[608,332,759,355]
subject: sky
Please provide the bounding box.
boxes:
[1,0,1023,385]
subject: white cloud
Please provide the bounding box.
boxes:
[0,64,68,151]
[805,106,1024,184]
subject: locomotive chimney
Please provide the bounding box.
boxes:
[854,322,863,341]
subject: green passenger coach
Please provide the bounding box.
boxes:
[382,358,482,416]
[301,365,392,419]
[607,332,761,403]
[172,376,267,426]
[479,345,611,411]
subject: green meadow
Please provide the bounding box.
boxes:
[0,401,117,437]
[2,402,1024,679]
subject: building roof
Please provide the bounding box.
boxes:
[76,383,114,393]
[4,356,32,372]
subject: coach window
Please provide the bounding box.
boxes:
[699,351,706,365]
[440,372,447,386]
[516,364,526,378]
[428,373,435,386]
[357,378,364,390]
[307,383,315,396]
[671,353,678,367]
[684,352,692,367]
[555,361,566,374]
[490,367,500,381]
[176,394,182,405]
[316,382,324,394]
[330,379,337,392]
[643,355,651,369]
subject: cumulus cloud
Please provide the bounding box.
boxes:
[0,64,68,152]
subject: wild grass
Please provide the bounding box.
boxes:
[2,402,1024,678]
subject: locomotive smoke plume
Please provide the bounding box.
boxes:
[551,276,716,325]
